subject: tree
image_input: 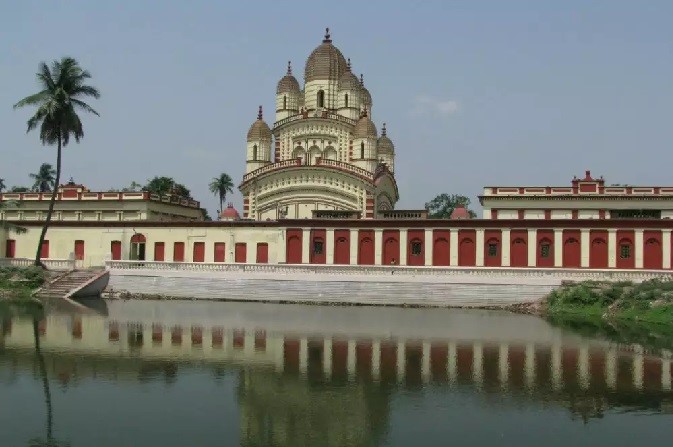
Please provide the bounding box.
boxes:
[143,176,191,198]
[30,163,57,192]
[14,57,100,267]
[121,180,142,192]
[10,186,31,193]
[0,200,27,234]
[0,178,5,193]
[424,193,477,219]
[209,172,234,213]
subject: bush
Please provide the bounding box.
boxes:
[0,266,46,290]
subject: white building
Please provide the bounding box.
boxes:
[239,29,398,220]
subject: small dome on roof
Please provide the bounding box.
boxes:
[220,203,240,221]
[377,123,394,153]
[360,74,372,106]
[276,61,300,94]
[305,28,348,82]
[247,106,272,142]
[339,58,360,91]
[353,111,377,138]
[450,205,471,220]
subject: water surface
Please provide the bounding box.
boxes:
[1,300,672,446]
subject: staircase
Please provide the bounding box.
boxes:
[37,268,107,299]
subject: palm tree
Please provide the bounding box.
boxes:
[0,178,5,193]
[30,163,56,192]
[209,173,234,214]
[14,57,100,267]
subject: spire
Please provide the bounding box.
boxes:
[347,58,352,71]
[323,27,331,43]
[360,74,364,85]
[287,61,292,75]
[257,105,263,120]
[382,122,387,136]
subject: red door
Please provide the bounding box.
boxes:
[154,242,165,261]
[643,231,662,269]
[214,242,226,262]
[382,230,400,265]
[286,229,302,264]
[536,231,554,267]
[111,241,122,260]
[173,242,185,262]
[334,230,350,264]
[589,232,608,269]
[563,231,581,268]
[310,229,326,264]
[5,240,16,258]
[458,231,476,266]
[358,230,375,265]
[40,240,49,259]
[235,243,247,263]
[256,243,268,263]
[510,234,528,267]
[407,230,425,266]
[74,240,85,261]
[432,234,450,266]
[193,242,205,262]
[616,230,635,269]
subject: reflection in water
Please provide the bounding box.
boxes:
[1,301,672,446]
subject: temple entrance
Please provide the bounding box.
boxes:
[130,233,146,261]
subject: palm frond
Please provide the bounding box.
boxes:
[70,98,100,116]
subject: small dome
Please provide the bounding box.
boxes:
[247,106,272,142]
[276,61,300,94]
[305,28,348,82]
[339,58,360,91]
[353,112,377,138]
[377,123,394,153]
[220,203,240,221]
[360,74,372,106]
[450,205,471,220]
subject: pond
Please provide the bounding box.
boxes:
[1,300,672,446]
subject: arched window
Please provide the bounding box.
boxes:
[252,144,258,160]
[360,142,365,159]
[317,90,325,108]
[283,95,287,109]
[344,94,349,107]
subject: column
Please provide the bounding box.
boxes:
[608,229,617,268]
[551,342,562,390]
[501,229,511,267]
[449,230,459,266]
[473,342,483,388]
[372,340,381,381]
[374,229,383,265]
[302,229,311,264]
[399,229,408,266]
[580,229,590,268]
[422,342,431,383]
[527,229,537,267]
[476,229,485,267]
[347,340,357,379]
[634,229,644,269]
[326,229,335,264]
[323,338,333,379]
[663,231,672,269]
[605,349,617,389]
[299,337,308,375]
[578,345,590,390]
[633,350,644,390]
[525,343,536,390]
[276,229,286,264]
[554,229,563,267]
[349,229,358,265]
[448,341,457,383]
[424,229,433,266]
[498,343,509,389]
[397,340,406,383]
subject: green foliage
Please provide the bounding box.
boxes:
[209,172,234,213]
[424,193,476,219]
[0,267,46,300]
[143,176,191,198]
[0,177,5,192]
[30,163,56,192]
[10,186,30,192]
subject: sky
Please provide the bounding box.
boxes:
[1,0,672,216]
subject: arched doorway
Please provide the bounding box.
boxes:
[563,237,581,268]
[458,236,476,266]
[286,234,302,264]
[130,233,146,261]
[643,237,662,269]
[432,233,450,266]
[382,230,400,265]
[510,237,527,267]
[358,231,375,265]
[590,234,608,269]
[334,235,350,265]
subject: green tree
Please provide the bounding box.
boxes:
[0,178,5,193]
[14,57,100,266]
[0,200,27,234]
[424,193,477,219]
[121,180,142,192]
[209,172,234,213]
[10,186,31,192]
[30,163,57,192]
[143,176,191,198]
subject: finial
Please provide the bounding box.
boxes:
[257,105,263,120]
[287,61,292,75]
[347,58,351,70]
[323,27,331,43]
[382,122,387,136]
[360,74,364,85]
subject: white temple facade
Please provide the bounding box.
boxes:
[239,29,398,220]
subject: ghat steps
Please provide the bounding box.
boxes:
[37,268,106,299]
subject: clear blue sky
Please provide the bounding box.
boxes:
[2,0,672,216]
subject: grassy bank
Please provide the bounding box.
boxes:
[0,266,46,301]
[546,278,673,325]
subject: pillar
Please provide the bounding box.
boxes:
[501,229,511,267]
[554,229,563,268]
[580,229,590,268]
[498,343,509,389]
[633,351,644,390]
[606,349,617,389]
[424,229,433,266]
[323,338,333,379]
[349,229,358,265]
[276,229,287,264]
[476,229,485,267]
[302,229,310,264]
[608,229,617,268]
[449,230,459,266]
[374,229,383,265]
[326,229,335,264]
[399,229,408,266]
[635,229,644,269]
[663,231,672,269]
[527,229,537,267]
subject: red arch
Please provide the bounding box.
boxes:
[643,233,662,269]
[358,235,374,265]
[589,232,608,269]
[383,230,400,265]
[334,230,350,265]
[510,231,528,267]
[616,233,634,269]
[130,233,146,243]
[433,235,450,266]
[458,231,476,266]
[563,236,581,268]
[286,230,302,264]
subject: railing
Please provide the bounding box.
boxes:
[242,158,374,184]
[0,191,200,208]
[315,158,372,178]
[0,258,80,270]
[242,159,302,183]
[272,111,357,131]
[104,260,673,282]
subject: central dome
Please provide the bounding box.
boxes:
[304,28,348,83]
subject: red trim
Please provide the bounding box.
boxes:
[235,243,247,263]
